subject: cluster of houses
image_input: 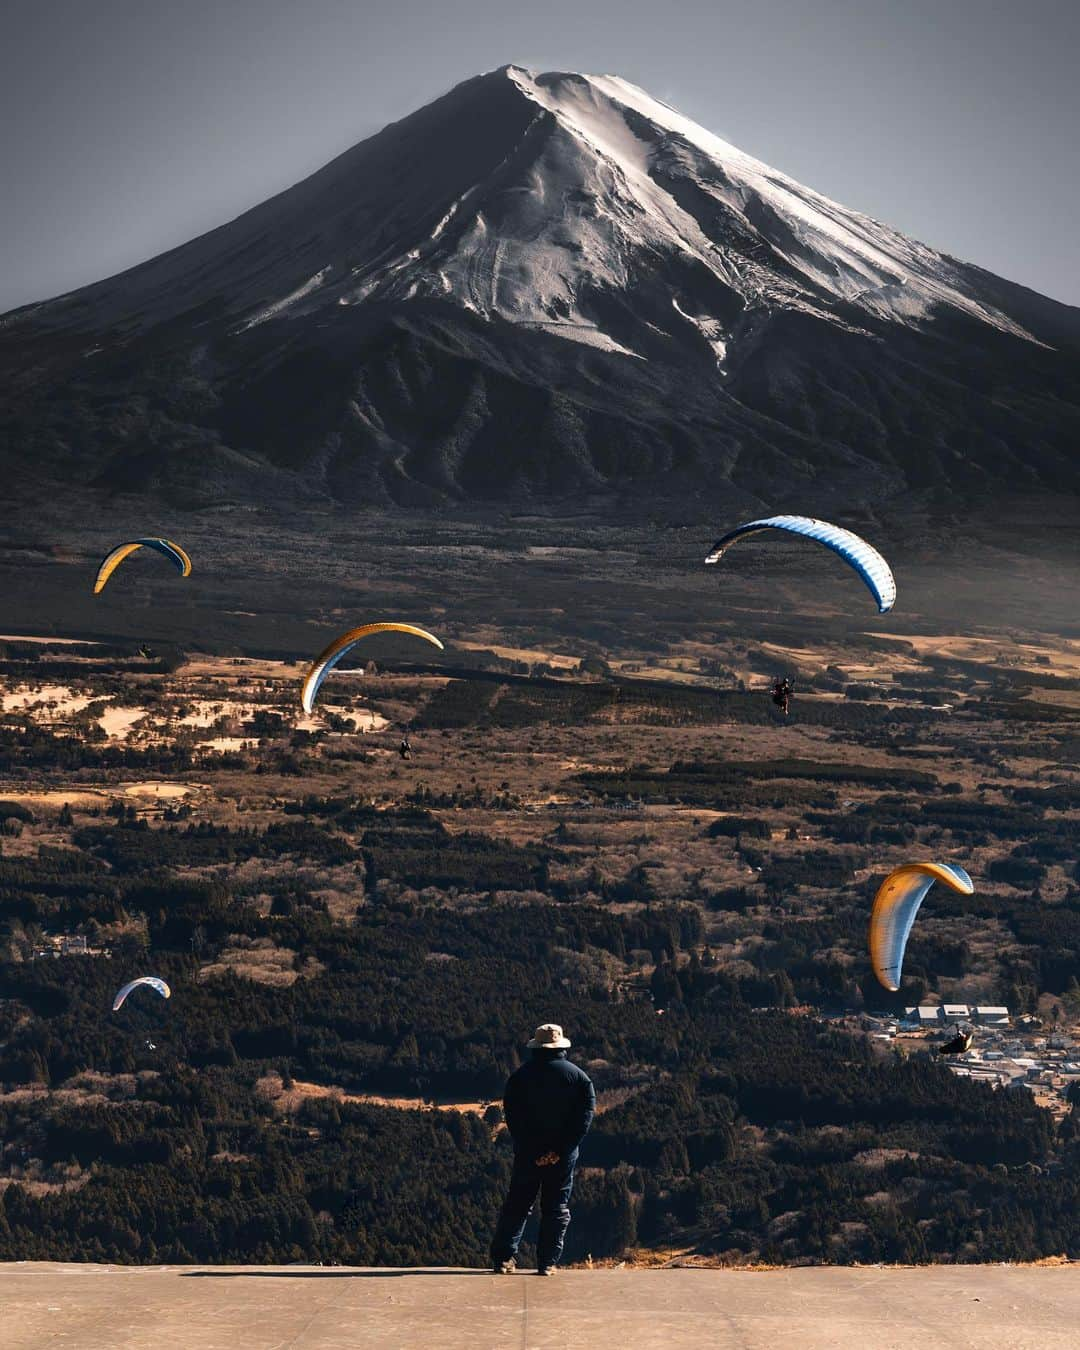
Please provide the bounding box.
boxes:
[905,1004,1011,1028]
[29,933,109,961]
[861,1003,1080,1117]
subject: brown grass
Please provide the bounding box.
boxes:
[255,1073,495,1117]
[199,938,322,987]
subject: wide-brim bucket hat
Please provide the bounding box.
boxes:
[527,1023,571,1050]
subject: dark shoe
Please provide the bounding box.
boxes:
[537,1266,557,1276]
[493,1258,515,1274]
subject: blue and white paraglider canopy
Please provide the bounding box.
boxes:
[705,515,897,613]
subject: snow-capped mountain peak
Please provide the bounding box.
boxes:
[308,63,1037,359]
[15,64,1040,365]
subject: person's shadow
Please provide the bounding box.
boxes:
[181,1268,493,1279]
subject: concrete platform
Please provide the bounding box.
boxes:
[0,1262,1077,1349]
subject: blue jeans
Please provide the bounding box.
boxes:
[491,1149,578,1270]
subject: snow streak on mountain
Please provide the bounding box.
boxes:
[2,66,1078,513]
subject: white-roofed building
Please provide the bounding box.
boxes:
[973,1006,1010,1026]
[942,1005,970,1021]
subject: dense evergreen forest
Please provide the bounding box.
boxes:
[2,802,1079,1266]
[1,888,1077,1267]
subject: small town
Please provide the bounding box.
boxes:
[856,1004,1080,1119]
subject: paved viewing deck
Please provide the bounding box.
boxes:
[1,1262,1078,1348]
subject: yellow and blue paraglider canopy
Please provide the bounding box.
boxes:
[705,515,897,613]
[112,976,171,1012]
[94,538,192,594]
[301,622,444,714]
[869,862,974,991]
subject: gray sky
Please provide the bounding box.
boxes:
[2,0,1077,313]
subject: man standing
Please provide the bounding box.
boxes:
[490,1023,596,1276]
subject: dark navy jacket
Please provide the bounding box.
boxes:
[503,1049,596,1159]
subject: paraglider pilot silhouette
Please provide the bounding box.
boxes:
[771,676,793,716]
[491,1023,595,1276]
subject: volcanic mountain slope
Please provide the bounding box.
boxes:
[2,65,1078,516]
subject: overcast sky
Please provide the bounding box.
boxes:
[2,0,1077,313]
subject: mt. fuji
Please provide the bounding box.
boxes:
[2,66,1078,515]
